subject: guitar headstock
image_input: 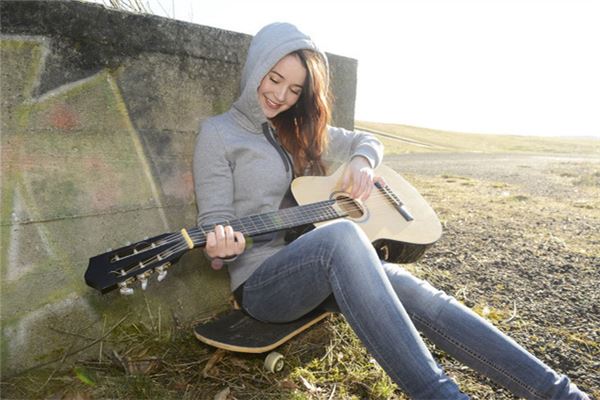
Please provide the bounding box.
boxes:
[85,231,188,294]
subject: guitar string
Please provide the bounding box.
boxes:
[122,241,190,276]
[187,192,407,240]
[117,188,412,275]
[126,200,361,276]
[147,191,406,256]
[130,194,403,264]
[154,190,401,246]
[196,187,407,229]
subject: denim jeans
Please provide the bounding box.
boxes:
[242,220,588,399]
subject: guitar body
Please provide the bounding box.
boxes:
[292,164,442,263]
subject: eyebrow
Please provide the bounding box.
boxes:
[270,70,284,79]
[270,70,303,89]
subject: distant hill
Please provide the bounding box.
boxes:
[355,121,600,155]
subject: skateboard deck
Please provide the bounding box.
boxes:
[194,308,331,354]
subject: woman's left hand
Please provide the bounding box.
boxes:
[342,156,375,201]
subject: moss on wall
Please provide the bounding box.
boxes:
[0,0,358,374]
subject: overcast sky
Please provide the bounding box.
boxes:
[92,0,600,137]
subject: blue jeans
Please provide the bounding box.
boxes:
[242,220,588,399]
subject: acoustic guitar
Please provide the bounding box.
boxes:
[85,164,442,295]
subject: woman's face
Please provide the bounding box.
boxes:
[257,53,307,119]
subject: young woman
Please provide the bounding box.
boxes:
[193,22,590,399]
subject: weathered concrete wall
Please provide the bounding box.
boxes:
[0,0,357,373]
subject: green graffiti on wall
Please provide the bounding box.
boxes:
[0,36,173,368]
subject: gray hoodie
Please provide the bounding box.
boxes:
[193,22,384,291]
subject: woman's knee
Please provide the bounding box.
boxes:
[312,220,382,279]
[314,219,370,247]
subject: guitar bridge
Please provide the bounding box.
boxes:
[375,182,414,221]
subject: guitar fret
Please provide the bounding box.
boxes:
[229,220,243,234]
[238,219,252,236]
[240,215,255,236]
[257,214,269,230]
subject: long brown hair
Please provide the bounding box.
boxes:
[270,49,332,176]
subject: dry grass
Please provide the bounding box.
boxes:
[356,120,600,156]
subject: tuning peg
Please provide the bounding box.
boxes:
[118,282,134,296]
[137,271,152,290]
[156,265,168,282]
[138,275,149,290]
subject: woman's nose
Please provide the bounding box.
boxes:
[274,86,287,102]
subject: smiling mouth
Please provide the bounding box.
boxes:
[265,97,282,109]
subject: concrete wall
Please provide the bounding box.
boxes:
[0,1,357,373]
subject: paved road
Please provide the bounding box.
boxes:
[385,152,600,201]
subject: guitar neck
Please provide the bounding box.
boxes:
[187,199,345,247]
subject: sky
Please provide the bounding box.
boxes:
[93,0,599,137]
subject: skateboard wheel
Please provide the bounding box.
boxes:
[264,351,284,373]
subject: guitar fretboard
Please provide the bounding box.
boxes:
[188,199,344,247]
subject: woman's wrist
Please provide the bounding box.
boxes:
[350,154,374,169]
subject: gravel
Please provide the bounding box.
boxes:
[386,152,599,399]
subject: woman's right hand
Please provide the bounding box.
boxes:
[205,224,246,270]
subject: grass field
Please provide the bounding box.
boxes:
[356,120,600,155]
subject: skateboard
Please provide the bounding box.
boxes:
[194,307,332,372]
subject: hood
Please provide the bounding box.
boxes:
[232,22,328,133]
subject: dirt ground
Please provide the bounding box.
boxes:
[386,152,600,399]
[387,152,599,200]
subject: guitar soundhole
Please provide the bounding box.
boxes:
[333,194,365,220]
